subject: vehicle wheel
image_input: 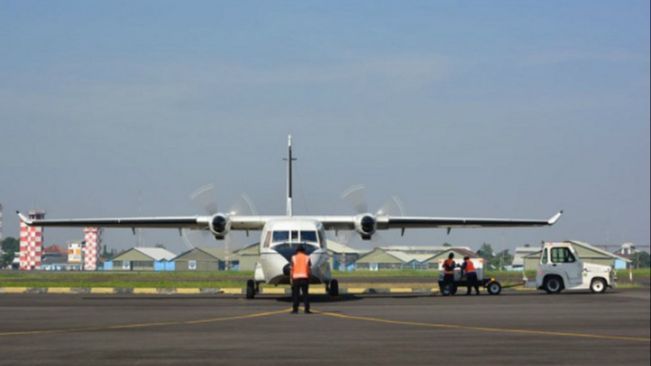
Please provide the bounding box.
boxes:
[543,276,563,294]
[487,281,502,295]
[590,278,607,294]
[328,279,339,297]
[246,279,255,299]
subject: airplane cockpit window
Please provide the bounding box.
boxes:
[300,231,318,244]
[291,231,299,241]
[272,231,289,242]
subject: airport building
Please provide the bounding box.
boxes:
[104,247,176,271]
[423,248,480,270]
[512,245,543,271]
[233,243,259,271]
[173,247,240,271]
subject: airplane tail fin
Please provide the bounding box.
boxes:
[285,135,295,216]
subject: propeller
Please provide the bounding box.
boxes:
[340,184,406,243]
[182,184,258,270]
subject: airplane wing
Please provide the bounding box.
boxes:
[383,211,563,229]
[317,211,562,231]
[17,211,272,231]
[17,211,207,229]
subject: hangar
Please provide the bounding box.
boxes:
[105,247,176,271]
[174,247,239,271]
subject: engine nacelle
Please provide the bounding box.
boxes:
[209,213,230,239]
[355,214,376,240]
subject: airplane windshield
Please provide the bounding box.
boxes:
[300,231,318,244]
[272,231,289,242]
[271,230,320,247]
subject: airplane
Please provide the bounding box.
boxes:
[18,135,563,298]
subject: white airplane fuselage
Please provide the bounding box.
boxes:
[254,218,332,285]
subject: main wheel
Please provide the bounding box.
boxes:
[246,279,255,299]
[543,276,563,294]
[486,281,502,295]
[590,278,607,294]
[328,279,339,297]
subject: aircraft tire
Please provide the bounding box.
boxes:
[246,279,255,299]
[328,279,339,297]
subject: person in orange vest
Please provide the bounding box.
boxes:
[461,256,480,295]
[442,253,456,292]
[290,244,312,314]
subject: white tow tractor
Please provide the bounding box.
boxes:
[535,242,615,294]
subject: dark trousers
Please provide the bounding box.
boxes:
[443,273,455,288]
[291,278,310,312]
[466,272,479,294]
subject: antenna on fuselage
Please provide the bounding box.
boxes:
[283,134,296,216]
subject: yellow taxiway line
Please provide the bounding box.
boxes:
[314,310,651,343]
[0,308,290,337]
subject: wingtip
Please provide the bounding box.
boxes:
[16,211,32,225]
[548,210,564,225]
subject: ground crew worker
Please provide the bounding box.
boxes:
[442,253,456,292]
[290,245,312,314]
[462,256,480,295]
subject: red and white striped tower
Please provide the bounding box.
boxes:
[19,210,45,271]
[83,227,101,271]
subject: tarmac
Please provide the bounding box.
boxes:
[0,289,649,365]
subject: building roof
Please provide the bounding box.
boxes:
[385,251,433,263]
[513,246,542,266]
[43,245,67,255]
[133,247,176,261]
[380,245,471,253]
[326,240,362,254]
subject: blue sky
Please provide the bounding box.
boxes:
[1,1,649,253]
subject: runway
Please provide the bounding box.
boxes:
[0,289,649,365]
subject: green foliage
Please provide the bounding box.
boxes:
[1,237,19,268]
[476,243,512,270]
[630,252,650,268]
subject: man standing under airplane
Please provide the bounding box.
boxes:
[290,245,312,314]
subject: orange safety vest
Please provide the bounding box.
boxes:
[291,253,311,280]
[443,259,455,274]
[464,260,476,273]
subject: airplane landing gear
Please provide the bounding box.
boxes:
[246,279,256,299]
[328,279,339,297]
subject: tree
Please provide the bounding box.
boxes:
[1,237,20,268]
[493,249,513,271]
[476,243,512,270]
[477,243,494,261]
[630,252,650,268]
